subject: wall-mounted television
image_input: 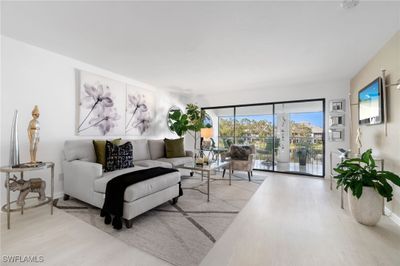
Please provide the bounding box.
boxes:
[359,77,384,125]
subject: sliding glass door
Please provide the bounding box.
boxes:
[235,105,274,170]
[202,99,325,177]
[274,101,324,175]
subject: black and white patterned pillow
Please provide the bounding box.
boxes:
[105,141,134,172]
[230,145,252,160]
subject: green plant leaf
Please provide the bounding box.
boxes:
[168,110,180,122]
[167,103,210,137]
[375,175,393,192]
[354,182,363,198]
[374,183,393,201]
[381,171,400,186]
[361,149,372,164]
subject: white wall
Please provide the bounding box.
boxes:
[0,36,189,204]
[193,79,351,177]
[350,32,400,218]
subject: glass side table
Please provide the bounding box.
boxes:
[1,162,55,229]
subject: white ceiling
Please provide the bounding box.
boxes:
[1,1,400,93]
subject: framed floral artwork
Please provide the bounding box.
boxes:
[125,84,155,135]
[77,71,125,136]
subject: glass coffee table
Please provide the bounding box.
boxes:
[176,160,231,202]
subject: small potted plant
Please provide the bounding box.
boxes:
[296,139,311,166]
[297,147,308,166]
[334,149,400,226]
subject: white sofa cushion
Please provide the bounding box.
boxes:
[134,160,172,168]
[64,140,96,162]
[94,167,181,202]
[148,139,165,159]
[157,157,194,167]
[130,139,151,161]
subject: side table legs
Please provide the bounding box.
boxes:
[382,160,385,215]
[207,170,210,202]
[20,172,24,215]
[229,164,232,186]
[330,152,333,191]
[51,165,54,215]
[341,186,344,209]
[6,172,10,229]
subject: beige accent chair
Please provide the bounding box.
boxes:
[222,144,256,181]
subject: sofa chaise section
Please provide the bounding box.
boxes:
[62,138,191,227]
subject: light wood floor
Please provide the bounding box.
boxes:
[2,173,400,266]
[1,205,170,266]
[201,173,400,266]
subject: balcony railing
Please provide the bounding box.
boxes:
[216,136,323,163]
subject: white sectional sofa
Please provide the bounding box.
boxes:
[62,139,193,228]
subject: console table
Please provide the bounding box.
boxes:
[1,162,54,229]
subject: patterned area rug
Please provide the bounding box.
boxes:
[54,172,266,266]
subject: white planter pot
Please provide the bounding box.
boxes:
[348,186,383,226]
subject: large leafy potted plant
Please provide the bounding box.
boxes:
[167,104,207,137]
[167,109,189,137]
[334,149,400,226]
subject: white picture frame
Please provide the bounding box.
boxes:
[329,99,346,113]
[329,128,344,142]
[329,114,345,127]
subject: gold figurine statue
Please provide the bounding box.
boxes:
[28,105,40,165]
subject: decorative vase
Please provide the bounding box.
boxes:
[348,186,383,226]
[9,110,20,167]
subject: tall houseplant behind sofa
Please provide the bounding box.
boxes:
[62,139,193,228]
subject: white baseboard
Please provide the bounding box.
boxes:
[384,207,400,226]
[54,192,64,200]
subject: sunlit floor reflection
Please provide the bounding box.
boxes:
[254,160,323,176]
